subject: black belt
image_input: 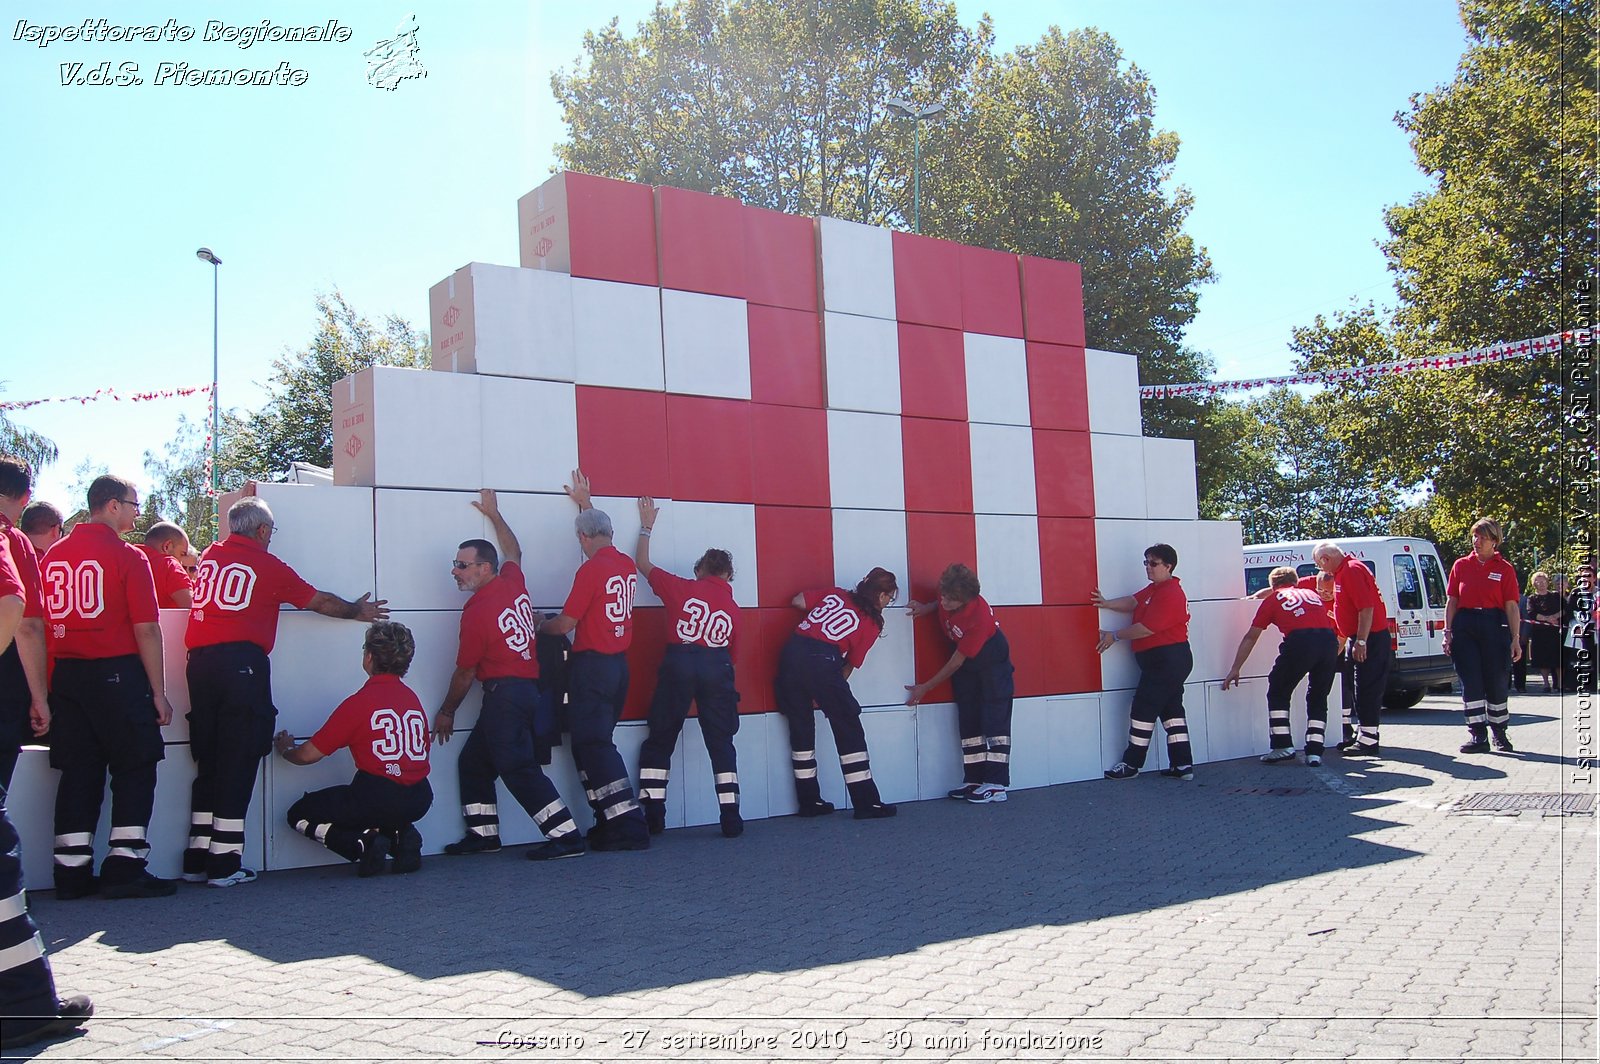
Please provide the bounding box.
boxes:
[481,676,536,693]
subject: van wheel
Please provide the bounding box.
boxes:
[1383,687,1426,711]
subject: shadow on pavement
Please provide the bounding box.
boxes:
[30,755,1423,998]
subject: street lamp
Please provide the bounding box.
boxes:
[195,247,221,515]
[884,98,945,234]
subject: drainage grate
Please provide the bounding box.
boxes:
[1224,787,1310,797]
[1453,792,1595,815]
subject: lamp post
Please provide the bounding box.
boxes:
[884,98,945,234]
[195,247,221,517]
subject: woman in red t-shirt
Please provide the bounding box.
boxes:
[1093,543,1195,780]
[775,567,899,819]
[906,563,1015,803]
[1445,518,1521,754]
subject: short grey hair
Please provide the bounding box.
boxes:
[575,508,614,540]
[229,497,275,538]
[1311,540,1342,564]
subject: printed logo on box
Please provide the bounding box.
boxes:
[341,412,366,430]
[442,305,460,327]
[344,435,364,459]
[533,237,553,258]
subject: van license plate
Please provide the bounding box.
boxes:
[1397,622,1423,639]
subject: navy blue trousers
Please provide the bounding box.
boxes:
[49,654,164,890]
[185,642,274,880]
[0,787,58,1029]
[1267,628,1339,753]
[1123,642,1194,770]
[1452,608,1512,735]
[950,631,1015,786]
[1346,629,1392,749]
[457,678,577,842]
[637,645,741,810]
[567,651,647,840]
[289,773,434,862]
[774,635,884,809]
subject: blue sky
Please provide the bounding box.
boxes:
[0,0,1468,506]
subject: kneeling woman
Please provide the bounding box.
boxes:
[905,563,1015,804]
[776,568,900,819]
[274,621,433,876]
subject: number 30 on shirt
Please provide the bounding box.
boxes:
[605,573,636,639]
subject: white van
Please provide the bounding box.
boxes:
[1243,537,1455,709]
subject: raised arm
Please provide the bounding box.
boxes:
[473,488,521,567]
[564,469,594,512]
[635,496,658,578]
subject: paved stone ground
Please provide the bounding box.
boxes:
[11,688,1596,1062]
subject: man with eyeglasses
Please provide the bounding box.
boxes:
[182,486,387,888]
[41,475,175,899]
[433,490,584,860]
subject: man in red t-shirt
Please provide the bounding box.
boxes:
[1223,566,1340,765]
[42,475,175,899]
[537,470,649,851]
[183,487,386,888]
[632,496,744,837]
[138,522,193,610]
[1313,542,1392,756]
[20,500,63,558]
[432,491,583,862]
[273,621,434,876]
[0,531,94,1047]
[0,457,51,790]
[1094,543,1195,780]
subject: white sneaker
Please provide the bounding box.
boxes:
[207,868,258,888]
[966,785,1008,804]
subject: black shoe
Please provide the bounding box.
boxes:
[0,994,93,1049]
[1344,744,1382,758]
[853,802,897,820]
[1260,748,1297,764]
[947,783,980,800]
[1491,728,1515,753]
[53,877,99,901]
[1460,737,1491,754]
[392,826,423,874]
[1335,736,1359,752]
[100,872,177,899]
[642,799,666,836]
[526,835,586,861]
[443,833,501,855]
[357,831,390,878]
[720,808,744,838]
[1159,765,1195,781]
[1104,762,1139,780]
[796,799,836,817]
[588,827,650,852]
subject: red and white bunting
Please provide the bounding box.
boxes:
[0,383,216,412]
[1139,329,1591,400]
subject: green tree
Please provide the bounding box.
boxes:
[552,2,1225,491]
[145,292,429,547]
[1294,0,1595,563]
[0,386,59,474]
[144,414,225,549]
[224,290,429,478]
[553,0,987,221]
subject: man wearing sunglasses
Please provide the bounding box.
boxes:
[433,491,584,861]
